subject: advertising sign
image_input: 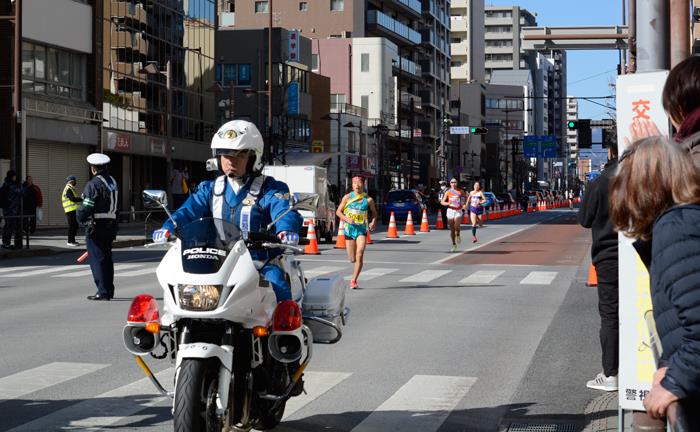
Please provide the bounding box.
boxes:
[616,71,670,411]
[287,82,299,116]
[288,30,299,62]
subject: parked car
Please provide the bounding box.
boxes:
[481,192,502,211]
[382,189,426,224]
[495,192,514,208]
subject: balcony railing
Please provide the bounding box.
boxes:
[330,102,368,118]
[367,10,421,44]
[400,93,422,110]
[393,57,422,77]
[395,0,422,15]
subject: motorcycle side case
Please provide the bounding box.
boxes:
[302,273,347,341]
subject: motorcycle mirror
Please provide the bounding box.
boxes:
[292,192,319,212]
[205,157,219,172]
[143,190,168,209]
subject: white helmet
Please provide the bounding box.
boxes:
[211,120,264,174]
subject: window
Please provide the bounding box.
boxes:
[330,0,344,11]
[361,95,369,111]
[255,1,268,13]
[22,41,84,100]
[238,64,251,85]
[331,93,346,111]
[299,2,308,11]
[360,53,369,72]
[223,64,236,84]
[311,54,318,70]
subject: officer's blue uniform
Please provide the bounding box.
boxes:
[77,169,119,299]
[162,174,302,301]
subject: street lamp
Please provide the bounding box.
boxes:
[139,60,173,207]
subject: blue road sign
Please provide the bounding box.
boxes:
[523,135,558,158]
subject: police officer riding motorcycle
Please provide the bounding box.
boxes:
[152,120,302,302]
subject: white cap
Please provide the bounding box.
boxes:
[87,153,111,165]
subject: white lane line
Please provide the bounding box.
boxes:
[281,372,352,420]
[431,213,562,265]
[520,271,558,285]
[344,268,398,281]
[0,362,109,401]
[54,263,144,278]
[5,266,83,277]
[303,266,345,278]
[399,270,451,283]
[116,266,158,277]
[459,270,505,284]
[349,375,477,432]
[0,265,46,275]
[7,369,174,432]
[298,258,419,265]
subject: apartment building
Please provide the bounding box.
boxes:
[483,5,536,82]
[450,0,485,83]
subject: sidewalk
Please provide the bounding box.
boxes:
[0,223,149,259]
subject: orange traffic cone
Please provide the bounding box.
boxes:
[404,211,416,235]
[335,220,346,249]
[419,209,430,232]
[366,226,373,244]
[436,213,445,229]
[585,264,598,287]
[462,211,469,224]
[386,212,399,238]
[304,219,320,254]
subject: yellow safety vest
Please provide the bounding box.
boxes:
[62,183,79,213]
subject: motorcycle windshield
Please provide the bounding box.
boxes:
[178,218,241,274]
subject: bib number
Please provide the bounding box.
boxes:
[345,209,366,225]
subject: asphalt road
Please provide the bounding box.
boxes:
[0,209,604,432]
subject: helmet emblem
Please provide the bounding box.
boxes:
[223,129,238,140]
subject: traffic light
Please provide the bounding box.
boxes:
[567,120,577,129]
[470,127,488,135]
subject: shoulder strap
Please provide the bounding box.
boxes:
[212,175,227,219]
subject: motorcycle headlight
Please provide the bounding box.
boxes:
[178,284,223,311]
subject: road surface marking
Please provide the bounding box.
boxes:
[349,375,476,432]
[54,263,144,278]
[304,266,345,278]
[116,266,159,277]
[0,265,46,275]
[0,362,109,401]
[344,268,398,281]
[459,270,505,284]
[399,270,451,283]
[5,266,85,277]
[281,372,352,420]
[7,369,174,432]
[520,271,558,285]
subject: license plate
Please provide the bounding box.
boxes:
[394,203,405,207]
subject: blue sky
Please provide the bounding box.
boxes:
[487,0,624,120]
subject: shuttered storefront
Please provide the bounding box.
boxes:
[27,141,91,226]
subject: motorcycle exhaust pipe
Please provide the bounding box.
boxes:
[123,324,160,356]
[268,327,307,364]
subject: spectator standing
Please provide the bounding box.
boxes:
[578,141,619,392]
[609,137,700,426]
[437,180,448,229]
[170,167,189,210]
[661,55,700,167]
[22,176,42,235]
[62,176,82,246]
[1,170,23,249]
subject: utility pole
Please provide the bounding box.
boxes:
[12,0,22,179]
[268,0,273,161]
[628,0,637,73]
[636,0,669,71]
[670,0,690,67]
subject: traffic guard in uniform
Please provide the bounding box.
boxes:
[77,153,119,301]
[152,120,302,302]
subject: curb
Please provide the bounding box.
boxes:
[583,392,620,432]
[0,238,147,260]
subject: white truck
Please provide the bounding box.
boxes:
[263,165,338,243]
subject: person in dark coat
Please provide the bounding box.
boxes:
[578,141,619,392]
[610,136,700,424]
[1,170,23,249]
[22,176,38,235]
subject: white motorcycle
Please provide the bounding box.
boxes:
[123,190,349,431]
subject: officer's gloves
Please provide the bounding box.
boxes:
[278,231,299,245]
[152,229,171,244]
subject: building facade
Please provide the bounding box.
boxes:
[100,0,217,213]
[483,5,536,82]
[450,0,485,84]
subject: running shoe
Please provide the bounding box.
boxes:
[456,235,461,244]
[350,279,358,289]
[451,244,457,253]
[472,236,478,243]
[586,373,618,391]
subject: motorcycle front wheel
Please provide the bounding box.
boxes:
[174,358,222,432]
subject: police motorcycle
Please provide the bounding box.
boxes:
[123,190,349,431]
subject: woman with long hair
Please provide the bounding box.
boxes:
[467,182,486,243]
[609,136,700,423]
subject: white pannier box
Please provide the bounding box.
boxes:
[302,273,347,342]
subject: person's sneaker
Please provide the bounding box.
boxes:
[472,236,478,243]
[349,279,358,289]
[456,235,461,244]
[66,242,80,247]
[586,373,618,391]
[451,244,457,253]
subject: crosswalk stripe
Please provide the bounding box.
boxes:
[54,263,144,278]
[281,372,352,420]
[459,270,505,284]
[344,268,398,281]
[349,375,477,432]
[304,266,345,278]
[7,369,174,432]
[0,265,46,275]
[116,266,158,277]
[399,270,451,283]
[520,271,558,285]
[5,266,83,277]
[0,362,109,401]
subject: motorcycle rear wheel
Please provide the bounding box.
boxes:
[174,358,222,432]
